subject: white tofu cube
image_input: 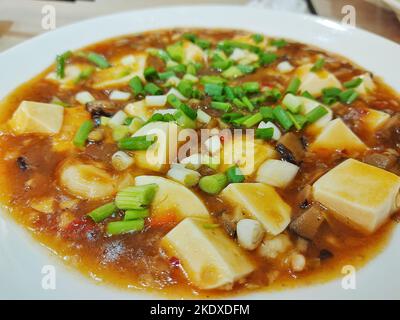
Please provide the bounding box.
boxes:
[75,91,95,104]
[256,159,299,188]
[161,217,255,289]
[299,96,332,135]
[310,118,367,155]
[296,63,342,97]
[313,158,400,233]
[221,183,292,235]
[109,90,131,101]
[9,101,64,135]
[204,135,222,154]
[361,108,390,132]
[277,61,294,73]
[354,73,375,96]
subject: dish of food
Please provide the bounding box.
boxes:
[0,6,399,299]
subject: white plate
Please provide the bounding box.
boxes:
[0,5,399,300]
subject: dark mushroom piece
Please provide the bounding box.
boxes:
[290,204,325,240]
[85,100,120,117]
[16,156,29,171]
[363,151,398,170]
[276,132,305,165]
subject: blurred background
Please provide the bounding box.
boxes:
[1,0,399,52]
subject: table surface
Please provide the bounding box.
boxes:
[0,0,399,52]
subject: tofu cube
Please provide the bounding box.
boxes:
[161,217,255,289]
[299,96,332,135]
[310,118,367,155]
[313,158,400,233]
[219,136,277,175]
[296,63,342,97]
[9,101,64,134]
[221,183,291,235]
[361,108,390,132]
[354,73,375,96]
[256,159,299,188]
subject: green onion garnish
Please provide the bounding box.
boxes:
[222,66,244,79]
[260,106,275,120]
[339,89,359,104]
[242,82,260,94]
[270,39,287,48]
[106,220,145,235]
[211,101,232,112]
[174,110,196,129]
[199,173,228,195]
[73,120,94,148]
[232,98,246,108]
[87,202,117,223]
[118,135,156,150]
[282,93,302,113]
[226,165,245,183]
[166,42,184,63]
[273,105,293,130]
[167,63,186,74]
[129,76,144,96]
[343,77,363,89]
[288,113,307,130]
[241,96,254,112]
[305,106,328,123]
[237,64,256,74]
[286,77,301,94]
[144,66,158,81]
[322,87,341,97]
[124,208,149,221]
[178,104,197,120]
[87,52,110,69]
[224,86,236,101]
[252,34,264,44]
[177,79,193,98]
[144,83,163,95]
[158,71,176,81]
[232,115,252,127]
[255,128,274,140]
[259,52,278,66]
[205,83,224,97]
[311,58,325,72]
[221,112,244,123]
[302,91,315,99]
[200,75,226,85]
[115,184,158,210]
[56,51,72,79]
[242,113,263,128]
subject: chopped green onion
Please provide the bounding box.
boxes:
[87,202,117,223]
[167,63,186,74]
[197,110,211,124]
[232,115,252,127]
[158,71,176,81]
[178,104,197,120]
[273,105,293,130]
[221,112,244,123]
[118,135,156,150]
[311,58,325,72]
[224,86,236,101]
[106,220,145,235]
[302,91,315,99]
[343,77,363,89]
[202,223,220,229]
[167,93,182,108]
[129,76,144,96]
[255,128,274,140]
[322,87,341,97]
[260,106,275,120]
[144,83,163,95]
[144,66,158,81]
[339,89,359,104]
[305,106,328,123]
[233,98,246,108]
[200,76,226,85]
[211,101,232,113]
[252,34,264,43]
[174,110,196,129]
[242,82,260,94]
[270,39,287,48]
[242,113,263,128]
[124,209,149,221]
[237,64,256,74]
[265,88,282,102]
[233,87,244,98]
[166,42,184,63]
[282,93,302,113]
[286,77,301,94]
[222,66,243,79]
[87,52,110,69]
[73,120,94,148]
[205,83,224,97]
[112,125,130,141]
[177,79,193,98]
[241,96,254,112]
[226,165,245,183]
[115,184,158,210]
[288,113,307,130]
[211,58,232,71]
[259,52,278,65]
[74,66,95,83]
[199,173,228,195]
[56,51,72,79]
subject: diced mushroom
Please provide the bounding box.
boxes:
[290,204,325,240]
[276,133,305,165]
[85,100,120,117]
[236,219,265,250]
[363,151,398,170]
